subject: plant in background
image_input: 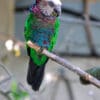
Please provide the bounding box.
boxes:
[9,81,30,100]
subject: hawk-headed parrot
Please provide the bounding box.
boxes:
[24,0,62,91]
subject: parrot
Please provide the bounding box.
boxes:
[80,67,100,85]
[24,0,62,91]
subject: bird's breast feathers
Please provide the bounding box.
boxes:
[30,17,55,48]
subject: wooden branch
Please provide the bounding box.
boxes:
[27,40,100,88]
[83,0,98,56]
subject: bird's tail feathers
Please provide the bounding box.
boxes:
[27,58,46,91]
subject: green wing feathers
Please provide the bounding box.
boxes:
[49,18,60,51]
[24,13,36,41]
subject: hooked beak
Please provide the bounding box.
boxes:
[54,6,61,17]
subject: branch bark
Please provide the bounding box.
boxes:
[83,0,98,56]
[27,40,100,88]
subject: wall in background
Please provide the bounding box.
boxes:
[0,0,14,36]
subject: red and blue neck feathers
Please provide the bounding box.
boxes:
[29,3,57,23]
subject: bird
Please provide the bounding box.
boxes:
[24,0,62,91]
[80,67,100,85]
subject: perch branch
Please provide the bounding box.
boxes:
[27,40,100,88]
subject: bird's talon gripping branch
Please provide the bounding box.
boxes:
[27,40,41,52]
[27,41,45,55]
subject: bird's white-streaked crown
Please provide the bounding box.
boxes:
[47,0,62,6]
[38,0,62,17]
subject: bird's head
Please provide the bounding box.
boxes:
[36,0,62,17]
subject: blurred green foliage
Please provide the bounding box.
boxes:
[9,81,29,100]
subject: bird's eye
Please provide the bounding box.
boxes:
[48,1,55,7]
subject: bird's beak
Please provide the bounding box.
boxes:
[54,6,61,17]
